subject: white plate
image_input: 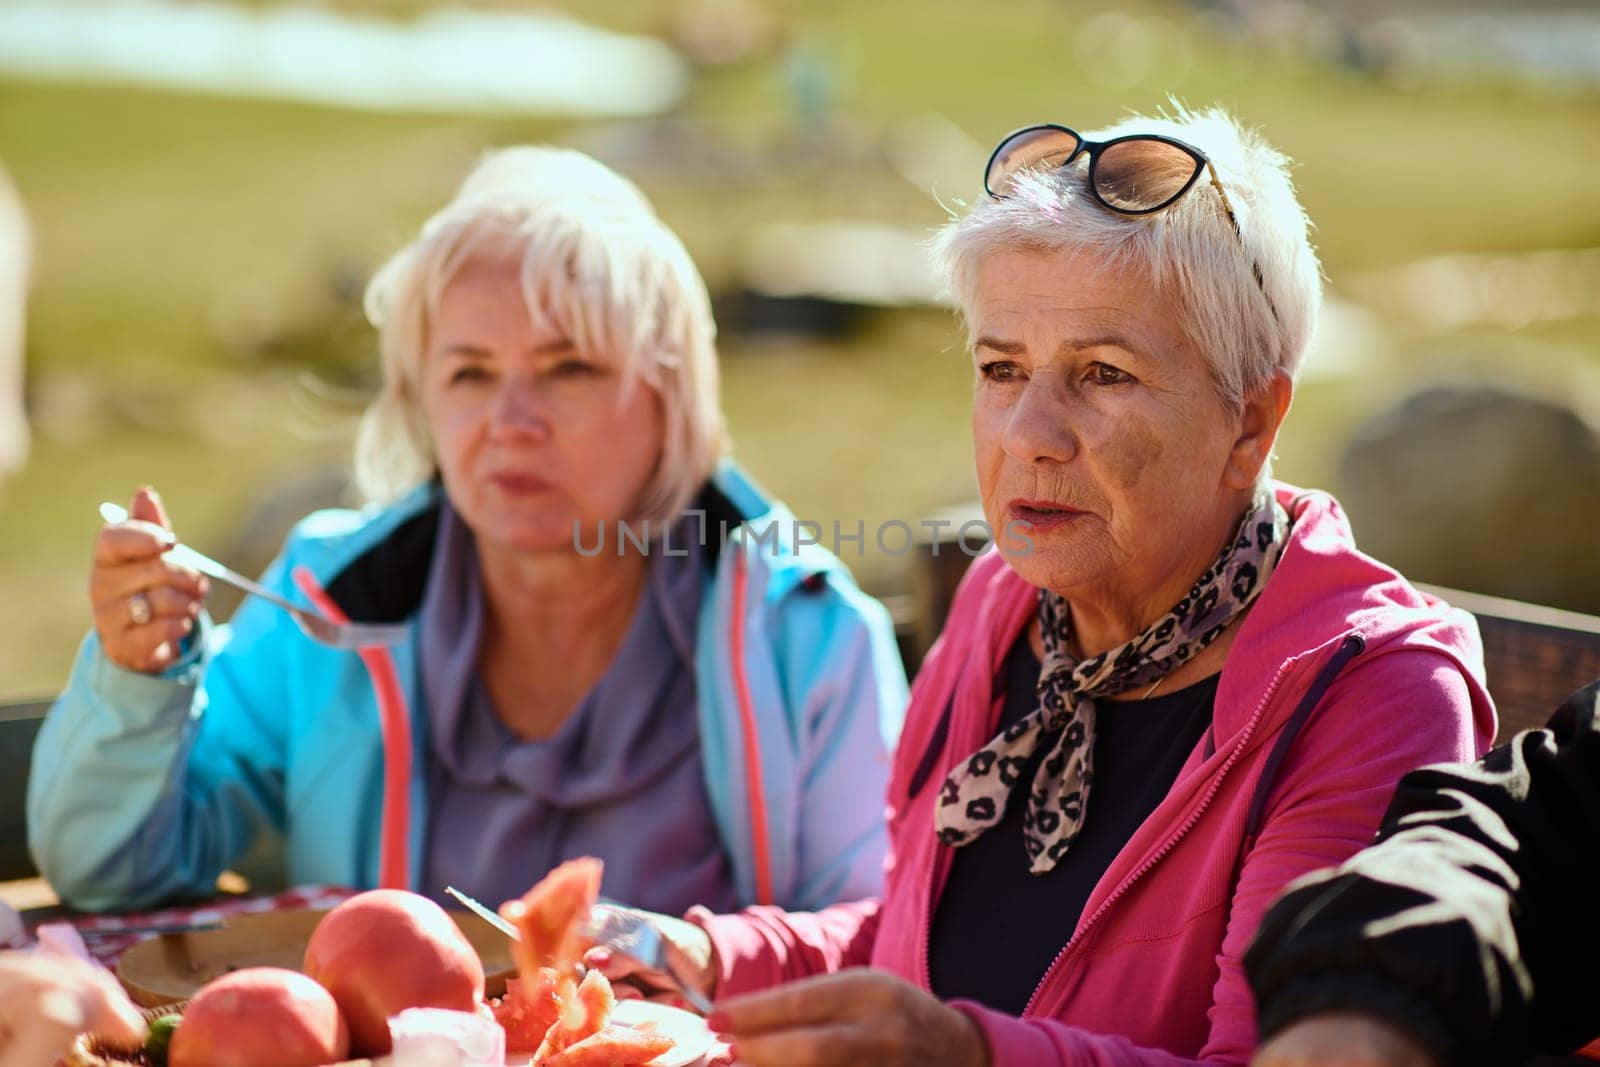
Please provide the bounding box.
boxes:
[611,1000,722,1067]
[380,1000,723,1067]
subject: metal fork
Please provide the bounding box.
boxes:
[582,902,715,1015]
[99,502,409,651]
[444,886,714,1015]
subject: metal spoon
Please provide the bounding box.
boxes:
[99,501,408,651]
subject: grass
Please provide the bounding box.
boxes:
[1,0,1597,696]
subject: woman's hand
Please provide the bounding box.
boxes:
[1252,1014,1438,1067]
[0,953,147,1067]
[582,906,718,1010]
[706,968,989,1067]
[90,486,207,673]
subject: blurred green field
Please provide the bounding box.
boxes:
[2,0,1598,696]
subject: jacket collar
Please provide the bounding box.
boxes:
[942,482,1486,747]
[319,459,833,624]
[706,459,842,605]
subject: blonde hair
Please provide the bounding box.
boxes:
[936,105,1322,413]
[357,146,726,527]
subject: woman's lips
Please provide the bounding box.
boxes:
[1006,499,1086,531]
[489,471,554,494]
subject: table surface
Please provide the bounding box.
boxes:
[2,869,256,928]
[2,878,357,966]
[0,875,60,913]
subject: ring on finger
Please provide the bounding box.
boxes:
[128,591,153,626]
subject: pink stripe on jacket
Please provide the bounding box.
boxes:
[697,486,1496,1064]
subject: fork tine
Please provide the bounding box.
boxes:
[344,621,409,648]
[292,612,407,651]
[583,905,714,1014]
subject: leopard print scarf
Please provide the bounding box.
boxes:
[934,491,1290,874]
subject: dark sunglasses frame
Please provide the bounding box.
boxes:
[984,123,1278,321]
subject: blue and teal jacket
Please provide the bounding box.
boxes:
[28,463,909,913]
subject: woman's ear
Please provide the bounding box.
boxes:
[1224,371,1293,491]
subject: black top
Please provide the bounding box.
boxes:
[1249,681,1600,1067]
[928,633,1218,1016]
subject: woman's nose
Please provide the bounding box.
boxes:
[489,375,551,440]
[1002,376,1078,465]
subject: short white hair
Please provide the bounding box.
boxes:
[936,105,1322,412]
[357,145,726,526]
[0,162,30,477]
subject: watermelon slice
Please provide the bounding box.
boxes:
[494,858,679,1065]
[490,973,562,1053]
[500,856,603,980]
[539,1023,676,1067]
[534,968,614,1060]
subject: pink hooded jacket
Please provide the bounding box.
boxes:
[697,487,1496,1064]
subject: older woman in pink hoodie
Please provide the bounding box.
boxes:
[600,106,1496,1066]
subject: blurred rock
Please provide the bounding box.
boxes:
[712,289,871,341]
[739,221,948,308]
[1336,385,1600,614]
[716,220,948,341]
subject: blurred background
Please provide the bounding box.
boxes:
[1,0,1597,699]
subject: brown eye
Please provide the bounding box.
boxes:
[980,361,1020,382]
[448,365,490,385]
[1090,362,1132,386]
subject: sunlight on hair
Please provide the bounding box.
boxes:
[357,146,726,527]
[936,104,1323,423]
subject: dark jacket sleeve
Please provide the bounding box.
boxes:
[1244,681,1600,1067]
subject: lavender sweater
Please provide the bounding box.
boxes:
[419,505,739,915]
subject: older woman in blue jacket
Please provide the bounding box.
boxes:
[27,147,907,916]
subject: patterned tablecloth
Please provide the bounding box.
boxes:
[11,885,733,1067]
[20,884,357,965]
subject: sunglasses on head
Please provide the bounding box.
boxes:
[984,124,1278,321]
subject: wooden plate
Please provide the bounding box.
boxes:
[114,908,515,1008]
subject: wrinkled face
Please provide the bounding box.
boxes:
[422,251,664,555]
[969,246,1247,603]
